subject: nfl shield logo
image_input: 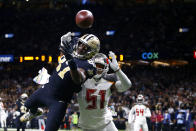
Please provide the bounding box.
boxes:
[87,69,94,77]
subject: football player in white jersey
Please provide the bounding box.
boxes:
[0,98,8,131]
[128,94,151,131]
[77,51,132,131]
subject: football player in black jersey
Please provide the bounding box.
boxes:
[20,32,100,131]
[15,93,28,131]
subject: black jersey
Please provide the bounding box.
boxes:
[45,55,96,101]
[16,99,25,116]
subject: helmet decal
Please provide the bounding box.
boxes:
[74,34,100,59]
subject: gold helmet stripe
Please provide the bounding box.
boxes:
[83,34,89,39]
[84,34,95,41]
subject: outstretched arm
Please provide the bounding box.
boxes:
[59,33,86,85]
[69,67,86,85]
[108,51,132,92]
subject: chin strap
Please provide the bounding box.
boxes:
[93,74,102,82]
[114,69,132,92]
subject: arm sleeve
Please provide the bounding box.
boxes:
[0,103,2,111]
[145,107,151,118]
[114,69,132,92]
[103,73,118,82]
[128,107,135,123]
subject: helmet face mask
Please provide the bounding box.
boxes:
[74,34,100,59]
[96,63,105,74]
[21,93,28,101]
[93,53,109,80]
[76,41,91,56]
[136,94,144,103]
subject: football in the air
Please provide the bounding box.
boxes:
[75,10,94,29]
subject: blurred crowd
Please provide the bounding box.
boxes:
[0,2,195,60]
[0,64,196,130]
[0,1,196,131]
[110,65,196,130]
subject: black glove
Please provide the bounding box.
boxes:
[59,40,73,61]
[60,40,77,70]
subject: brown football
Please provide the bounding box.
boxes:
[75,10,94,29]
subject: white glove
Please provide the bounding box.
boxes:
[60,32,74,47]
[108,51,120,72]
[33,67,50,85]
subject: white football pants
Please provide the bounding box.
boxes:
[1,117,6,128]
[134,122,148,131]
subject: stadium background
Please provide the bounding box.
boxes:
[0,0,196,130]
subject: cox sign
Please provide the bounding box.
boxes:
[142,52,158,60]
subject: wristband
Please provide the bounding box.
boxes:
[114,68,120,73]
[65,53,73,61]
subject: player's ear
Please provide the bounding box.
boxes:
[60,52,64,56]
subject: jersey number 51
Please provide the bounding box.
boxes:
[86,89,106,110]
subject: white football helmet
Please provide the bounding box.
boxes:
[74,34,100,59]
[93,53,109,80]
[136,94,144,103]
[20,93,28,101]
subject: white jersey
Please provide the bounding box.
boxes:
[128,104,151,124]
[0,102,4,110]
[78,77,114,129]
[0,102,7,120]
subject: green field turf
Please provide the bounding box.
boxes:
[0,128,125,131]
